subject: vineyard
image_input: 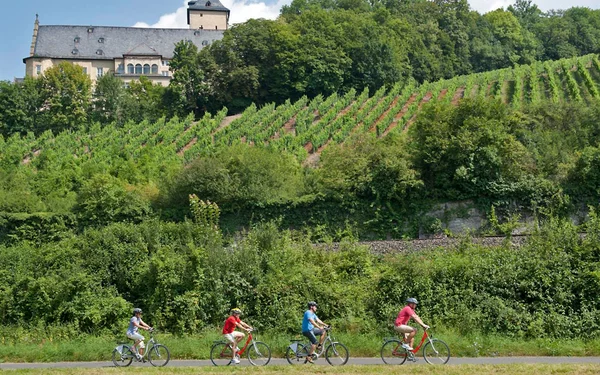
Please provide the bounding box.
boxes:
[2,54,600,170]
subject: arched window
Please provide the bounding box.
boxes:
[127,64,134,74]
[151,64,158,74]
[143,64,150,75]
[135,64,142,74]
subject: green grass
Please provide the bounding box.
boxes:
[4,364,600,375]
[2,329,600,363]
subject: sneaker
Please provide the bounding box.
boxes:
[401,343,414,351]
[306,356,314,364]
[231,358,241,364]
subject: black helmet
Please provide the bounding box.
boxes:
[307,301,318,308]
[406,298,419,305]
[133,308,143,315]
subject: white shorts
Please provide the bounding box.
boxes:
[223,331,245,343]
[127,332,145,347]
[394,325,416,334]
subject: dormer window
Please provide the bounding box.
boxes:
[96,49,103,55]
[72,48,79,55]
[98,37,105,43]
[202,40,209,46]
[194,30,201,36]
[74,36,80,43]
[87,27,94,33]
[205,1,211,6]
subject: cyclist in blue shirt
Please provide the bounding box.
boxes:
[302,301,328,363]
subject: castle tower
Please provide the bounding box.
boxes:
[187,0,230,30]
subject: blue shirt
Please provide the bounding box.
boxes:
[127,316,140,335]
[302,310,317,332]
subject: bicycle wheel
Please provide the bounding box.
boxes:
[112,346,133,367]
[325,342,349,366]
[285,343,309,365]
[210,342,234,366]
[423,339,450,364]
[381,339,408,365]
[148,344,170,367]
[247,341,271,366]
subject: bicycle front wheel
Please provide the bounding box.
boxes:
[325,342,349,366]
[112,346,133,367]
[380,339,408,365]
[148,344,170,367]
[210,342,233,366]
[247,341,271,366]
[423,339,450,364]
[285,343,309,365]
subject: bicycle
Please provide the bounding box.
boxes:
[210,328,271,366]
[285,326,349,366]
[380,327,450,365]
[112,329,170,367]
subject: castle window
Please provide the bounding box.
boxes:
[36,65,41,74]
[194,30,201,36]
[72,48,79,55]
[127,64,134,74]
[206,1,211,6]
[162,71,169,77]
[151,64,159,74]
[202,40,209,46]
[162,60,169,66]
[143,64,150,75]
[98,37,105,43]
[215,26,218,30]
[97,67,103,77]
[87,27,94,33]
[83,67,88,74]
[74,36,80,43]
[96,49,103,55]
[117,64,124,74]
[135,64,142,74]
[200,25,203,30]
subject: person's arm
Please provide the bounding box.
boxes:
[309,318,326,329]
[237,321,252,331]
[138,319,152,330]
[315,317,327,328]
[411,313,429,329]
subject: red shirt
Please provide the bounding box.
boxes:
[222,315,241,334]
[395,306,415,326]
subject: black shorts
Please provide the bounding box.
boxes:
[302,328,323,345]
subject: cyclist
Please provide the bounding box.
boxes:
[222,308,252,364]
[394,297,429,350]
[302,301,328,363]
[127,308,152,361]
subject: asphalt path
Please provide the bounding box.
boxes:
[2,357,600,369]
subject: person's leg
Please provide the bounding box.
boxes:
[303,331,318,361]
[224,334,236,361]
[407,328,417,348]
[395,325,415,348]
[233,332,245,357]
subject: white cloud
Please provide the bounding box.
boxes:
[469,0,600,13]
[133,0,292,28]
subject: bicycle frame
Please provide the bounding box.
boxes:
[235,331,256,356]
[393,329,431,355]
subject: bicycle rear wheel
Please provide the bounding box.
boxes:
[325,342,349,366]
[210,342,233,366]
[148,344,170,367]
[247,341,271,366]
[112,346,133,367]
[423,339,450,364]
[380,339,408,365]
[285,343,309,365]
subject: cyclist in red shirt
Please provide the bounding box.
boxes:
[222,308,252,364]
[394,298,429,350]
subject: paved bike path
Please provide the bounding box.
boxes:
[2,357,600,369]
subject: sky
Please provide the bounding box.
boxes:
[1,0,599,81]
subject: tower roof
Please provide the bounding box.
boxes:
[188,0,230,12]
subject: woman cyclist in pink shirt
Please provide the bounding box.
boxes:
[394,298,429,350]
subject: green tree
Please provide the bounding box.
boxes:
[92,73,125,124]
[38,62,92,133]
[169,40,207,117]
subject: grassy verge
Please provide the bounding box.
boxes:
[4,364,600,375]
[2,329,600,363]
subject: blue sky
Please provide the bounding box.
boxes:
[1,0,599,82]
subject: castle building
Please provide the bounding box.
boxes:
[23,0,229,86]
